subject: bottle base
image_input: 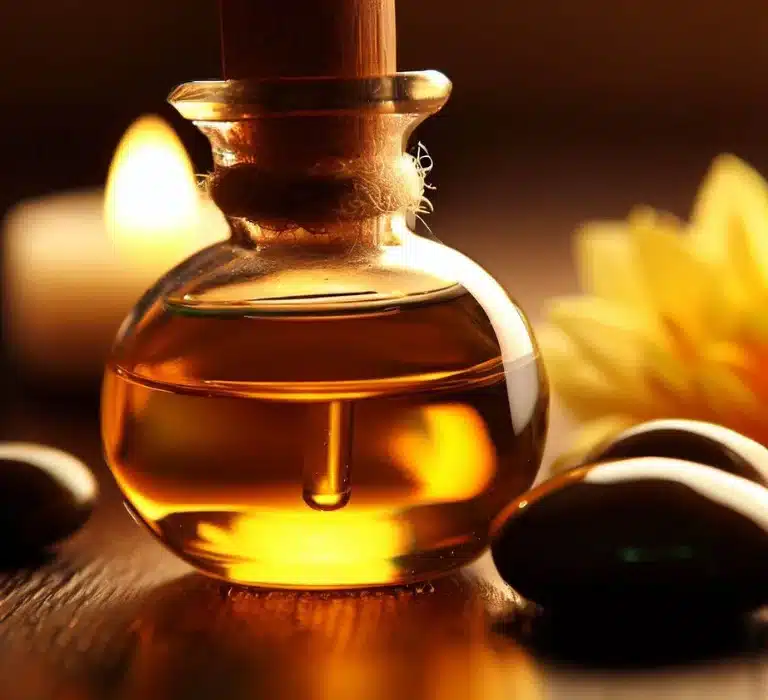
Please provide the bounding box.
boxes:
[127,501,489,589]
[175,544,488,590]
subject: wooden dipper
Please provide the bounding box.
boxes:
[219,0,396,79]
[213,1,403,235]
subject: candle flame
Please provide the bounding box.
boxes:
[105,115,202,268]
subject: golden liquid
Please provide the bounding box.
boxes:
[102,286,547,588]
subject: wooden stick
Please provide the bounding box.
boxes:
[216,0,401,244]
[219,0,396,79]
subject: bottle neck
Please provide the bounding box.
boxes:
[170,73,452,249]
[198,113,423,249]
[227,213,399,249]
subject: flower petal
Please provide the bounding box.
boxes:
[630,208,715,340]
[691,154,768,278]
[547,295,663,403]
[643,342,696,407]
[537,324,629,421]
[722,215,766,301]
[576,222,648,307]
[694,352,759,425]
[739,306,768,345]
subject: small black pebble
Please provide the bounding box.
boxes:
[583,419,768,485]
[0,443,97,556]
[491,457,768,615]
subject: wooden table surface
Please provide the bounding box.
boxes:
[2,144,768,699]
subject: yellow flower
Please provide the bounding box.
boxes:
[540,155,768,466]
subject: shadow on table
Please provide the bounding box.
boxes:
[496,606,768,670]
[0,549,55,572]
[83,572,543,700]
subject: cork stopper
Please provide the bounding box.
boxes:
[219,0,397,79]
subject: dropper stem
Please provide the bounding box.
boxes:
[303,401,353,511]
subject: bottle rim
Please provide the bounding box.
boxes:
[168,71,451,121]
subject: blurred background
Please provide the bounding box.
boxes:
[4,2,768,260]
[1,0,767,399]
[5,1,768,183]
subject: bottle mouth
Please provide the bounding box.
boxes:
[168,71,451,121]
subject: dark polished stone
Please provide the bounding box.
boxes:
[491,457,768,614]
[0,443,97,556]
[583,419,768,485]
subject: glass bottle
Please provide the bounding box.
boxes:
[101,71,549,588]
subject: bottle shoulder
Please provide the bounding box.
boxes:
[110,235,540,392]
[161,240,462,315]
[128,234,525,313]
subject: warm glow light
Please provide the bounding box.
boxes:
[391,404,496,501]
[195,510,407,586]
[105,115,205,269]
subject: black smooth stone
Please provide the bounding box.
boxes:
[491,457,768,614]
[0,443,97,556]
[583,419,768,485]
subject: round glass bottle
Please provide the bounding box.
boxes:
[101,72,549,588]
